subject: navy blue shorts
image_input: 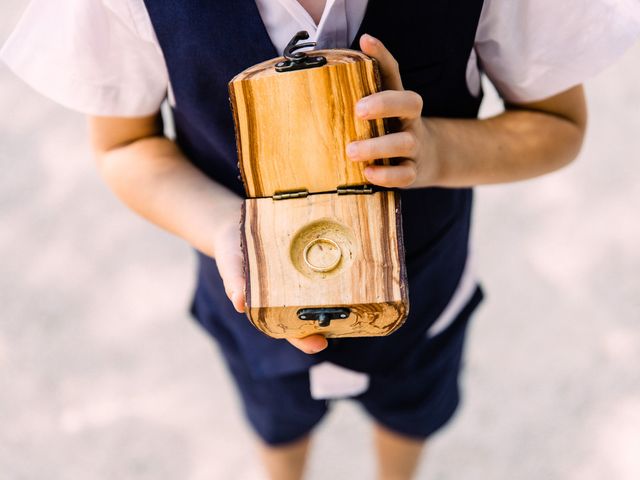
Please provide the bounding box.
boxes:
[207,292,479,446]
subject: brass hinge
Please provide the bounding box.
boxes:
[273,189,309,200]
[337,184,374,195]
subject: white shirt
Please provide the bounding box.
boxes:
[2,0,639,116]
[2,0,638,399]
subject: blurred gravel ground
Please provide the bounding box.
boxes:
[1,2,639,479]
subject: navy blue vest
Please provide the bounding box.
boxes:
[144,0,485,378]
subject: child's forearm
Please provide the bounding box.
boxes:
[89,115,327,350]
[423,100,587,188]
[92,131,241,259]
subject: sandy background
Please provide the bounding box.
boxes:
[1,1,639,479]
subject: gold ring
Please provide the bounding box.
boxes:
[303,238,342,272]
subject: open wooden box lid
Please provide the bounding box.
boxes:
[229,47,385,198]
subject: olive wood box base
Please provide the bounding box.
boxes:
[241,191,409,339]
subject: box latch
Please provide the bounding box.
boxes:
[297,307,351,327]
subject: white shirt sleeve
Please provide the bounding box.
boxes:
[0,0,168,117]
[476,0,640,103]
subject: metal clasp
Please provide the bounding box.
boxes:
[297,307,351,327]
[275,31,327,73]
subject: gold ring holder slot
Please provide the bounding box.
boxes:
[303,238,342,272]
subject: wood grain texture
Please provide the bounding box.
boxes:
[231,47,409,339]
[230,49,386,198]
[242,191,408,338]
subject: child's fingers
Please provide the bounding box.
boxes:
[359,34,404,91]
[356,90,423,121]
[230,290,246,314]
[364,159,418,188]
[347,131,418,162]
[219,253,246,313]
[288,335,329,354]
[214,234,247,313]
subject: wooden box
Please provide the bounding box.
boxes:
[229,39,409,339]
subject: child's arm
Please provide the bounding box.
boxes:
[89,114,329,355]
[348,35,588,188]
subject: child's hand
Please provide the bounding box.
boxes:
[347,34,439,188]
[212,206,329,355]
